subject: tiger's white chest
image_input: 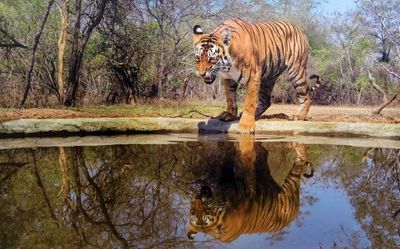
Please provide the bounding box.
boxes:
[219,63,248,85]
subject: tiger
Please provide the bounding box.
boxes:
[187,138,313,242]
[193,18,313,133]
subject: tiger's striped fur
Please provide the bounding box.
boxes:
[187,139,312,242]
[193,18,311,133]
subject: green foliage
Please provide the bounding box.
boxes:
[353,39,371,68]
[0,0,46,41]
[0,0,399,107]
[311,47,338,82]
[356,74,370,89]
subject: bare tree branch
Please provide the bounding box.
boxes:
[0,27,29,49]
[19,0,55,107]
[64,0,109,106]
[372,89,399,115]
[368,71,387,102]
[372,56,400,80]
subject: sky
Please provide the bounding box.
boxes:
[319,0,356,14]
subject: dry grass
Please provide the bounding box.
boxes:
[0,101,399,124]
[77,100,225,118]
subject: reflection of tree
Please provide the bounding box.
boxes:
[2,142,397,248]
[319,147,400,248]
[68,147,128,248]
[0,142,316,248]
[350,149,400,248]
[0,162,31,186]
[0,145,219,249]
[31,149,60,225]
[63,145,218,249]
[0,148,75,249]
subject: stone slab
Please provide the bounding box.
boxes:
[0,117,399,139]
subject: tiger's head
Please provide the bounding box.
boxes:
[193,25,233,84]
[187,186,226,240]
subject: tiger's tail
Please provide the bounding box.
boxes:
[309,74,321,92]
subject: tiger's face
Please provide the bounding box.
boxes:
[187,186,226,240]
[193,25,232,84]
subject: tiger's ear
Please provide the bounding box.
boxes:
[193,24,204,42]
[193,25,203,35]
[222,28,231,46]
[187,231,197,240]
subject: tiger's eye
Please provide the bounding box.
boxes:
[209,57,218,63]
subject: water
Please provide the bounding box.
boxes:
[0,134,399,249]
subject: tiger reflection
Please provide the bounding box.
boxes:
[187,138,312,242]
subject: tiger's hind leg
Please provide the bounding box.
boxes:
[289,68,310,121]
[255,77,277,118]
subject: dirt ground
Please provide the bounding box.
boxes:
[262,105,400,123]
[0,104,399,124]
[0,108,99,122]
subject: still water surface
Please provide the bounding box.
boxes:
[0,135,399,249]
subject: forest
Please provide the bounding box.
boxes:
[0,0,399,112]
[1,1,400,247]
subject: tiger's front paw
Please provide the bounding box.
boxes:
[290,114,307,121]
[238,113,255,134]
[216,111,238,122]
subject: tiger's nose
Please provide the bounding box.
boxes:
[197,71,206,77]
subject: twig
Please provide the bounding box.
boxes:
[171,109,216,118]
[371,56,400,80]
[0,27,29,49]
[372,89,399,115]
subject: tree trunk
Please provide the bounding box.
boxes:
[64,0,109,107]
[372,89,399,115]
[367,71,398,115]
[63,0,81,107]
[56,0,68,103]
[368,71,388,102]
[19,0,55,108]
[58,147,69,196]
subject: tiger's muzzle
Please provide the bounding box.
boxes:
[204,72,217,84]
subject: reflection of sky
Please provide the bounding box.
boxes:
[224,182,370,249]
[319,0,356,14]
[286,183,369,249]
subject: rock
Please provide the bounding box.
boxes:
[0,117,399,139]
